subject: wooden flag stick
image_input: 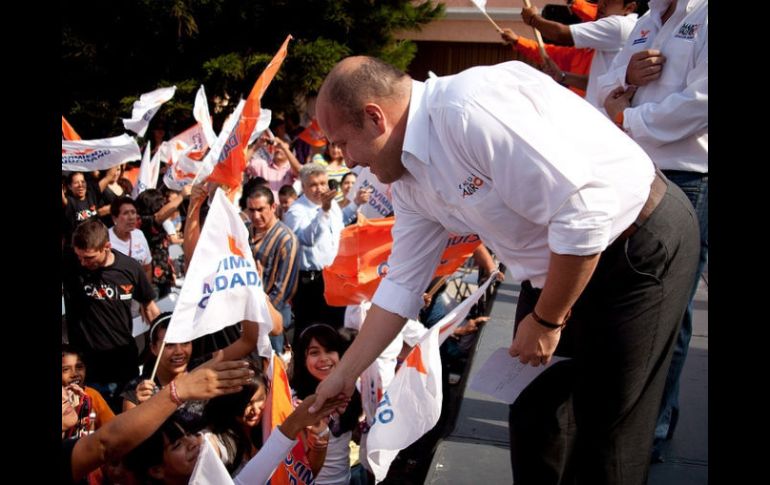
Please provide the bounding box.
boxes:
[480,9,504,33]
[522,0,551,62]
[148,339,166,383]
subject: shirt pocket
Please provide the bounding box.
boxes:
[659,37,696,88]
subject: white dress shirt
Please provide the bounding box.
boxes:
[570,13,639,113]
[283,194,344,271]
[595,0,708,173]
[372,61,655,320]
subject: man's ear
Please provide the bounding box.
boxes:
[104,241,112,251]
[363,104,386,132]
[625,1,638,14]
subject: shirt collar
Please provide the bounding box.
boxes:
[401,79,431,170]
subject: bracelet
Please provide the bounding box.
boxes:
[531,309,565,330]
[168,381,184,407]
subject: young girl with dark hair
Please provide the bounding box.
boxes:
[202,362,269,475]
[292,323,363,485]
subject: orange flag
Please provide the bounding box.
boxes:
[208,34,293,190]
[262,354,315,485]
[62,116,81,141]
[297,118,327,147]
[570,0,598,21]
[323,216,481,306]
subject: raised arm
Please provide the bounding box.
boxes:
[69,356,253,482]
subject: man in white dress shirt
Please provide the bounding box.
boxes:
[310,56,700,484]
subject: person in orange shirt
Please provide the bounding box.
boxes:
[502,0,647,113]
[62,344,116,437]
[570,0,599,21]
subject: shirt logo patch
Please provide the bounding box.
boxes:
[674,23,700,40]
[459,174,485,199]
[632,29,650,45]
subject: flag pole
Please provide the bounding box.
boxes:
[481,9,504,33]
[148,339,166,383]
[522,0,551,62]
[470,1,504,33]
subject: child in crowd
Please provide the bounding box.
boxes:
[292,323,363,485]
[62,344,115,438]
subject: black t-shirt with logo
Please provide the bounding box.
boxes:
[63,249,156,382]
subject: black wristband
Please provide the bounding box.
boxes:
[531,309,564,329]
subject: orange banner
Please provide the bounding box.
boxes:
[323,216,481,306]
[62,116,81,141]
[208,34,292,190]
[263,354,315,485]
[297,118,326,147]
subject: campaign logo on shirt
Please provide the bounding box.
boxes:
[76,206,97,222]
[84,284,118,300]
[459,174,485,199]
[119,284,134,300]
[632,29,650,45]
[377,262,390,277]
[674,23,700,40]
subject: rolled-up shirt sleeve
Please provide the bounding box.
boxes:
[372,187,448,320]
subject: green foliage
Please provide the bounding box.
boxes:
[62,0,444,138]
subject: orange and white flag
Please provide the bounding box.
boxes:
[365,271,498,482]
[193,84,218,147]
[208,35,292,190]
[164,188,272,355]
[262,353,316,485]
[122,86,176,137]
[350,167,393,219]
[61,116,81,140]
[132,142,159,198]
[323,216,481,306]
[62,134,141,172]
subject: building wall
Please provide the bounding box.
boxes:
[399,0,580,78]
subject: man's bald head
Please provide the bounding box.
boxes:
[318,56,411,129]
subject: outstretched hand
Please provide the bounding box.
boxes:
[174,351,253,401]
[308,370,354,414]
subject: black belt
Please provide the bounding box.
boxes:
[618,171,667,242]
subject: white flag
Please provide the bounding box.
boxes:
[189,436,234,485]
[122,86,177,137]
[132,142,159,198]
[193,85,218,147]
[163,145,208,191]
[366,271,498,482]
[247,108,273,146]
[164,188,273,356]
[171,123,209,159]
[62,134,141,172]
[350,166,394,219]
[470,0,487,11]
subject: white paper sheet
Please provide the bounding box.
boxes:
[468,347,570,404]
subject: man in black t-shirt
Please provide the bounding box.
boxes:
[63,219,160,411]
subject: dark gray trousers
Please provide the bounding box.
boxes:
[508,179,700,485]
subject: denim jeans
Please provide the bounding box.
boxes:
[654,171,708,449]
[269,304,293,354]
